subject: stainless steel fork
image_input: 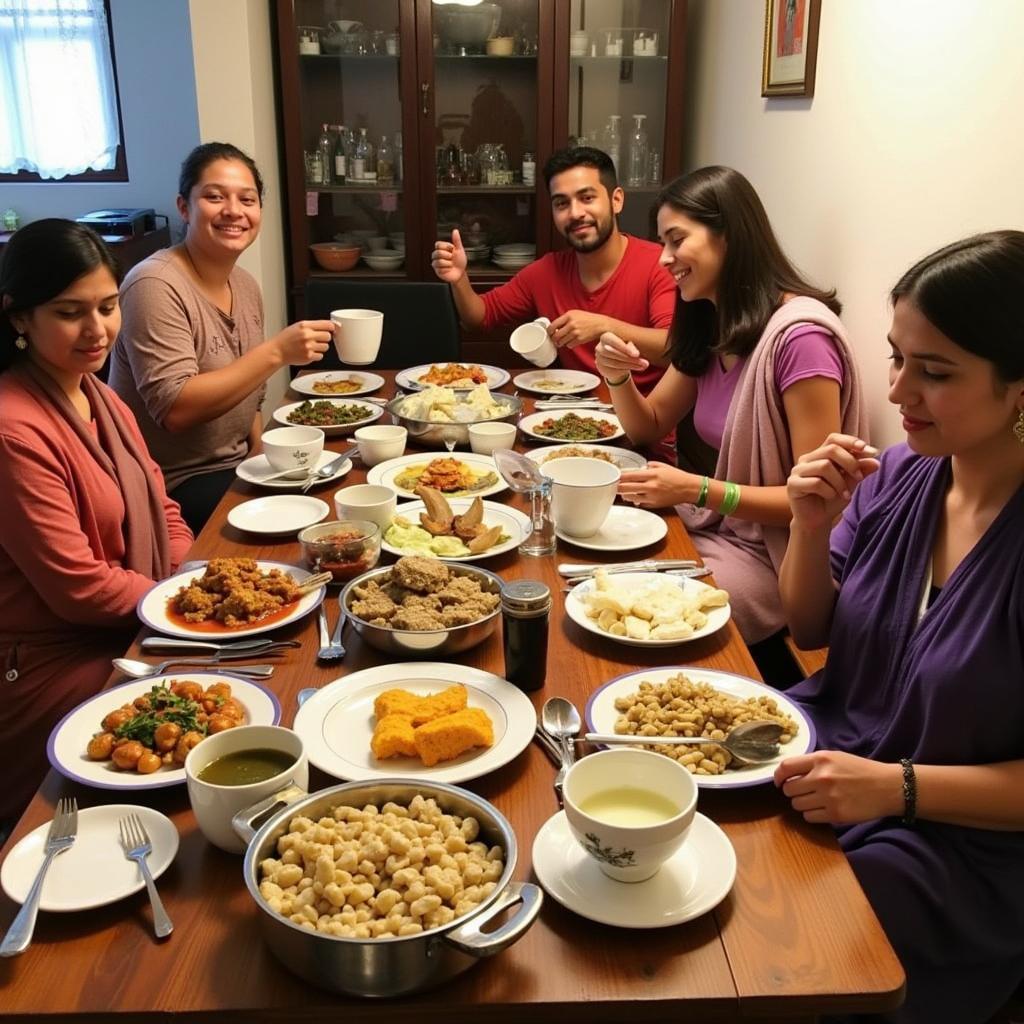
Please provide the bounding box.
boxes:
[1,797,78,956]
[317,603,347,661]
[119,813,173,939]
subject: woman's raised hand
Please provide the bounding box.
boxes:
[618,462,697,508]
[787,433,880,532]
[595,331,649,379]
[431,229,467,284]
[272,320,335,365]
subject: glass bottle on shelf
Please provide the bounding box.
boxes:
[394,130,403,183]
[317,123,334,186]
[627,114,648,188]
[331,124,347,184]
[377,134,395,185]
[353,127,375,181]
[522,150,535,186]
[603,115,621,179]
[344,129,357,181]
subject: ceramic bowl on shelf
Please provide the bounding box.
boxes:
[363,249,405,271]
[435,3,501,49]
[310,243,360,271]
[486,36,515,56]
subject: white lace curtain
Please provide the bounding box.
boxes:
[0,0,121,178]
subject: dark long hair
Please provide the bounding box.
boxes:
[659,166,840,376]
[178,141,264,203]
[891,230,1024,383]
[0,219,121,373]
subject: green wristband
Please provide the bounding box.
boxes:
[604,371,631,387]
[695,475,710,508]
[718,481,741,516]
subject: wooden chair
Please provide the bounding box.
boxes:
[302,280,460,371]
[783,633,829,678]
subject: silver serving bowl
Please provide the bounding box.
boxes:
[386,391,522,448]
[235,779,542,997]
[340,562,502,657]
[435,3,501,49]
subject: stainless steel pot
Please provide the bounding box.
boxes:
[386,391,522,448]
[233,779,542,998]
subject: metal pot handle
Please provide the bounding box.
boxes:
[231,784,308,844]
[442,880,543,958]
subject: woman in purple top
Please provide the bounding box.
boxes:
[779,231,1024,1023]
[596,166,866,642]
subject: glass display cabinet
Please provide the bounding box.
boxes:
[274,0,686,328]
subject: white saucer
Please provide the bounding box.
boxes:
[228,495,330,535]
[0,804,179,912]
[531,811,735,929]
[556,505,668,551]
[236,451,352,490]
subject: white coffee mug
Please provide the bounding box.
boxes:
[331,308,383,366]
[542,456,620,537]
[510,317,557,367]
[562,748,697,882]
[334,483,398,528]
[261,426,325,478]
[354,424,407,467]
[186,725,308,854]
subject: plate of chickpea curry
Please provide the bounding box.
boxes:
[46,673,281,790]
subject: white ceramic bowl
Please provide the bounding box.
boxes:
[366,235,390,251]
[333,483,398,530]
[354,424,408,466]
[468,421,518,455]
[260,425,325,477]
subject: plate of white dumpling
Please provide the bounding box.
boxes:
[565,570,731,647]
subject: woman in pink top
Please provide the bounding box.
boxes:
[597,166,866,644]
[0,220,193,827]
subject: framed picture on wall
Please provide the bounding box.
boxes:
[762,0,821,97]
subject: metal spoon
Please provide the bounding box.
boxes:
[113,658,276,680]
[541,697,582,803]
[140,637,296,654]
[583,720,786,765]
[301,449,355,493]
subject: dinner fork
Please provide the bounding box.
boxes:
[1,797,78,957]
[317,604,347,661]
[119,813,172,939]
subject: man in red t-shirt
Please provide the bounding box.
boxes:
[431,147,676,401]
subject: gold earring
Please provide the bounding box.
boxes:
[14,334,27,351]
[1014,410,1024,446]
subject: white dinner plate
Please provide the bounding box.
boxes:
[565,572,731,647]
[1,805,179,912]
[227,495,330,536]
[366,451,507,499]
[272,398,383,436]
[518,408,624,444]
[384,499,530,561]
[293,661,537,784]
[555,506,668,552]
[236,451,353,490]
[512,369,601,395]
[290,370,385,398]
[137,560,325,640]
[46,673,281,790]
[585,667,816,789]
[526,444,647,472]
[395,363,511,392]
[531,811,735,929]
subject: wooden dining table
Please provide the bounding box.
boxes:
[0,371,904,1023]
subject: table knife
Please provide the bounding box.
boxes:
[557,558,698,577]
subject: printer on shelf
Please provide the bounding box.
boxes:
[76,208,165,238]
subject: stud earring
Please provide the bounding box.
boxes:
[14,334,27,351]
[1014,409,1024,446]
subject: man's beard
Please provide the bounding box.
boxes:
[563,214,614,253]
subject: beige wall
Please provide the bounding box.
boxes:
[684,0,1024,446]
[188,0,289,416]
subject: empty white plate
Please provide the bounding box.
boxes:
[1,804,179,912]
[555,505,668,551]
[235,451,353,490]
[227,495,329,535]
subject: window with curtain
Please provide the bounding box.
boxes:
[0,0,126,181]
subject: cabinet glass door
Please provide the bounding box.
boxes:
[428,0,544,281]
[294,0,410,277]
[566,0,673,239]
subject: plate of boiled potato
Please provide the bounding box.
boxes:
[564,570,731,647]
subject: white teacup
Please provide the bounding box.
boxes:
[331,308,383,366]
[510,317,556,367]
[542,456,620,537]
[354,424,407,466]
[563,748,697,882]
[334,483,398,529]
[186,725,308,854]
[468,421,517,455]
[261,425,325,478]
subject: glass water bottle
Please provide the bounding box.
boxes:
[627,114,648,188]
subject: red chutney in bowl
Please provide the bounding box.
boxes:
[299,520,381,582]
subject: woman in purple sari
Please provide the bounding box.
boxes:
[777,231,1024,1023]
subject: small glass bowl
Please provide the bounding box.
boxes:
[298,520,381,583]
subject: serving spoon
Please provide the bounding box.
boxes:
[582,720,787,765]
[113,657,276,680]
[541,697,582,803]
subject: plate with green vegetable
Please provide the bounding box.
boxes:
[518,408,624,444]
[273,398,383,435]
[46,673,280,790]
[382,497,530,561]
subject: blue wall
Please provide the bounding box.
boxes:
[0,0,200,224]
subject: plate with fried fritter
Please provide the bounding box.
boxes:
[367,452,507,498]
[137,558,325,639]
